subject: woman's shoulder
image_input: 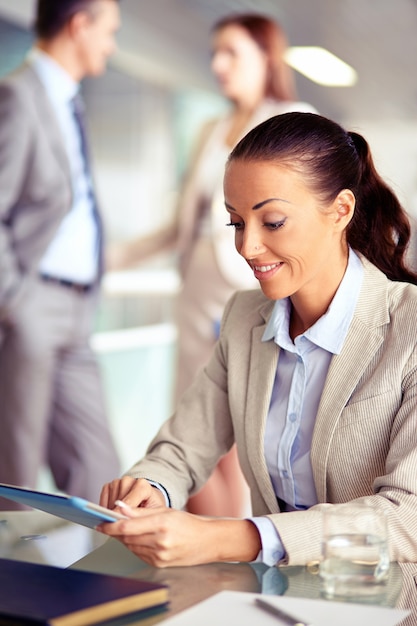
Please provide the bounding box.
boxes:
[384,280,417,353]
[259,98,319,117]
[387,277,417,314]
[361,255,417,301]
[360,257,417,339]
[249,99,318,130]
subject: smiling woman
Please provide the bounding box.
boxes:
[224,160,355,331]
[98,111,417,570]
[225,112,417,337]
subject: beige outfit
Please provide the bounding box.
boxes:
[127,257,417,565]
[0,63,120,506]
[175,98,317,397]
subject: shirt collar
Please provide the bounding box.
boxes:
[27,47,79,106]
[262,248,364,355]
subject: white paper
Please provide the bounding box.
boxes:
[162,590,409,626]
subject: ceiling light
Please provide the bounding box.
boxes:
[284,46,358,87]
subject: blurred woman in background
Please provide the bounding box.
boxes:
[108,13,316,517]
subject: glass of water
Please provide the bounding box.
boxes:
[319,502,390,599]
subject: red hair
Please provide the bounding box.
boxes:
[213,13,297,102]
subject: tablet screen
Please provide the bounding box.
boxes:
[0,483,127,529]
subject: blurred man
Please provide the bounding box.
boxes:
[0,0,121,508]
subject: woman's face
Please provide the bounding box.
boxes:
[211,24,269,105]
[223,159,352,305]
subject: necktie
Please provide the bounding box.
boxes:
[71,93,94,185]
[70,93,103,271]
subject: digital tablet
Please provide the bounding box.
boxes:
[0,483,128,529]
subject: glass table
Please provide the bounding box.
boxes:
[1,510,416,624]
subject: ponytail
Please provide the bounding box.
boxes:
[347,132,417,285]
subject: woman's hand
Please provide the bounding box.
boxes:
[97,506,261,568]
[100,477,166,510]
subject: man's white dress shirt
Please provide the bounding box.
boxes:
[29,48,99,284]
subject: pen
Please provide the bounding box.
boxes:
[255,597,312,626]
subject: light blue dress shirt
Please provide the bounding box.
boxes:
[29,48,99,284]
[251,248,364,565]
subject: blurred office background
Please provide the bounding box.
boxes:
[1,0,417,475]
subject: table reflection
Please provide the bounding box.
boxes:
[0,510,106,567]
[0,510,416,624]
[72,533,417,623]
[71,528,417,624]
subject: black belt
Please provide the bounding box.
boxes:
[40,274,93,294]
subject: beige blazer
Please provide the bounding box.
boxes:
[128,256,417,565]
[0,63,84,320]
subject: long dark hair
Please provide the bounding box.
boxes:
[213,13,297,102]
[228,112,417,285]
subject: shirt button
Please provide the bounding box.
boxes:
[289,413,297,422]
[282,470,289,478]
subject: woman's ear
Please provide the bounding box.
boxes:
[333,189,355,230]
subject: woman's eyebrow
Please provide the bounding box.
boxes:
[225,197,290,212]
[252,197,290,210]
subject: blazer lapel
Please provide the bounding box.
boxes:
[244,305,281,513]
[26,65,72,186]
[311,260,389,501]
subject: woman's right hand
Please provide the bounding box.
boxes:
[100,476,166,511]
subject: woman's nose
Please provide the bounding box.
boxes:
[239,230,263,259]
[211,51,228,74]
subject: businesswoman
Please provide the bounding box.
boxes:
[109,13,316,518]
[99,112,417,568]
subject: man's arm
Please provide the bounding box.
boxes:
[0,81,33,312]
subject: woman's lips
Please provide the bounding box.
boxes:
[250,262,284,280]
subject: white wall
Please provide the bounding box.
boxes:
[349,120,417,213]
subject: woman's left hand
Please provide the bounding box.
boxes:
[97,505,261,568]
